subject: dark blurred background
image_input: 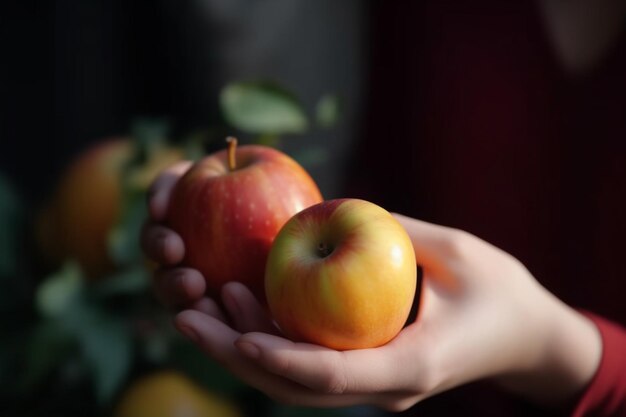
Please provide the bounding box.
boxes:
[1,0,367,203]
[1,1,626,416]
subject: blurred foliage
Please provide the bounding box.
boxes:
[0,81,373,417]
[315,94,341,130]
[220,81,339,151]
[221,82,309,136]
[0,176,21,279]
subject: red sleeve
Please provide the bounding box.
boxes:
[571,312,626,417]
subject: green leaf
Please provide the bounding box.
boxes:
[36,262,83,319]
[271,405,358,417]
[315,94,341,129]
[90,265,150,297]
[220,82,309,135]
[79,315,132,404]
[292,146,330,169]
[183,129,211,161]
[168,338,244,398]
[0,174,23,278]
[130,117,171,163]
[18,321,74,392]
[256,132,281,148]
[64,300,133,404]
[34,264,134,403]
[142,329,169,364]
[107,190,148,267]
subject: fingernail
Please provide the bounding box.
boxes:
[236,341,260,359]
[178,326,199,343]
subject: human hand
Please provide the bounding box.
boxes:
[141,164,601,411]
[140,160,210,313]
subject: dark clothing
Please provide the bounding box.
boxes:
[351,1,626,415]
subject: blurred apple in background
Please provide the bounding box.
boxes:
[166,137,323,301]
[113,371,241,417]
[265,198,417,350]
[36,137,182,280]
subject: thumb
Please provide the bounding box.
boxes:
[147,160,193,221]
[392,213,460,276]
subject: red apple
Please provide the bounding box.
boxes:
[166,138,323,301]
[265,198,417,350]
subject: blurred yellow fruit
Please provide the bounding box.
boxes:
[37,138,182,279]
[113,371,241,417]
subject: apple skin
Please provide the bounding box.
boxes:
[166,144,323,301]
[265,198,417,350]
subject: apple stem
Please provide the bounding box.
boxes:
[226,136,238,171]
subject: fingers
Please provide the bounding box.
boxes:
[175,310,425,409]
[147,160,193,221]
[234,333,408,395]
[392,214,460,268]
[234,334,349,394]
[153,267,205,309]
[173,311,317,403]
[189,297,228,322]
[392,214,478,293]
[175,310,241,360]
[140,223,185,265]
[176,310,380,408]
[221,282,278,334]
[393,213,505,265]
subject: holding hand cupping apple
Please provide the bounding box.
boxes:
[142,144,601,411]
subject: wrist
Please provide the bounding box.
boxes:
[496,294,602,407]
[541,304,602,404]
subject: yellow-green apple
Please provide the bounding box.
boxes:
[165,138,323,301]
[265,198,417,350]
